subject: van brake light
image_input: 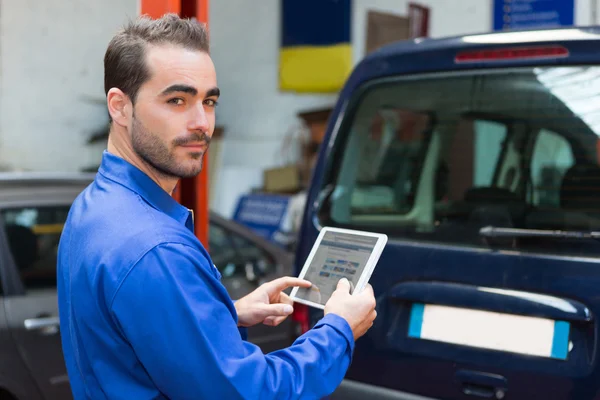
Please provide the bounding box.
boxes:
[455,45,569,63]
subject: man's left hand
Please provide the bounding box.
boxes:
[234,277,312,328]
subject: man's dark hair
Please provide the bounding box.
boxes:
[104,13,210,104]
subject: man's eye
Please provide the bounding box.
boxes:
[204,99,219,107]
[168,98,184,105]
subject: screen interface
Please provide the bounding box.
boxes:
[295,231,378,306]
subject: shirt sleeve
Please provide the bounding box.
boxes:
[239,326,249,341]
[110,242,354,400]
[232,300,249,341]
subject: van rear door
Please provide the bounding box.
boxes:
[309,66,600,399]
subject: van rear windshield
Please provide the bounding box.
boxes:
[323,66,600,256]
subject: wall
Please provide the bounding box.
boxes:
[209,0,599,217]
[0,0,138,172]
[0,0,597,215]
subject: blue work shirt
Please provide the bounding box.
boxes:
[57,151,355,400]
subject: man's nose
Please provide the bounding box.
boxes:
[189,105,210,133]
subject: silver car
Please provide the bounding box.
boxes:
[0,173,295,399]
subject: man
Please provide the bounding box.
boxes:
[57,14,377,399]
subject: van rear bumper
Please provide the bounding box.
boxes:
[331,379,439,400]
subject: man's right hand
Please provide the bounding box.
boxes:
[324,278,377,341]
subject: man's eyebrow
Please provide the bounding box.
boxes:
[206,87,220,98]
[160,84,198,96]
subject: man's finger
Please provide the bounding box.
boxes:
[266,277,312,293]
[270,315,288,326]
[279,292,294,306]
[261,303,294,318]
[336,278,350,292]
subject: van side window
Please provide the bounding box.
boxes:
[529,129,575,207]
[473,120,508,187]
[444,119,509,204]
[330,109,431,223]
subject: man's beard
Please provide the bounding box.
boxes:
[131,114,210,179]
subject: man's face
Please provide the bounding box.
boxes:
[130,45,218,179]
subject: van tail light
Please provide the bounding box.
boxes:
[292,303,310,335]
[455,45,569,63]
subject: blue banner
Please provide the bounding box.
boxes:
[493,0,574,31]
[232,194,291,243]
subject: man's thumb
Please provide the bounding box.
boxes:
[337,278,350,292]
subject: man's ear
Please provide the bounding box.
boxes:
[107,88,131,127]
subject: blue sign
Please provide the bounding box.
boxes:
[494,0,574,31]
[232,193,291,243]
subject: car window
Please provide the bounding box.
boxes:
[473,120,508,187]
[346,109,430,216]
[210,222,277,280]
[229,234,277,279]
[1,206,70,290]
[209,223,240,277]
[529,128,575,207]
[440,118,510,205]
[324,67,600,256]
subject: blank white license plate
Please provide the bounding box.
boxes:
[408,303,570,360]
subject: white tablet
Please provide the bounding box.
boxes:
[290,226,388,310]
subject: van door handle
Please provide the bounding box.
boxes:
[456,370,507,399]
[24,316,60,335]
[388,281,592,322]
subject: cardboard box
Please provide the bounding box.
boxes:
[264,165,301,193]
[365,11,410,54]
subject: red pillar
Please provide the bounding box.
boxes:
[140,0,181,18]
[140,0,210,250]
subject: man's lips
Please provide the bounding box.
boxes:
[180,143,207,151]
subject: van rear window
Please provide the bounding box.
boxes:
[323,67,600,256]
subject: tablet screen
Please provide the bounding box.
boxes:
[295,230,379,306]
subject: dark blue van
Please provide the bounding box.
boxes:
[293,27,600,399]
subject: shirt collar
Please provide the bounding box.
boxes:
[98,150,192,227]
